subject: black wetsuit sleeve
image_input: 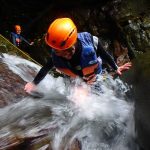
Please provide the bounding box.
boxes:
[33,58,53,85]
[96,39,118,71]
[21,36,30,45]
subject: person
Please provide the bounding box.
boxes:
[24,18,131,93]
[10,25,34,48]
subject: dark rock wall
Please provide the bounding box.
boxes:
[133,52,150,150]
[121,51,150,150]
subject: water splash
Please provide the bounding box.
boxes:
[52,77,136,150]
[1,54,138,150]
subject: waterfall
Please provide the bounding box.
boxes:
[0,53,138,150]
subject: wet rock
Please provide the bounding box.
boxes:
[68,139,82,150]
[0,134,51,150]
[113,40,130,66]
[133,51,150,150]
[0,62,28,107]
[0,56,82,149]
[122,51,150,150]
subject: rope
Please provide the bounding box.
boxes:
[0,34,42,66]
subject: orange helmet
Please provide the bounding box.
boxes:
[45,18,77,50]
[15,25,21,31]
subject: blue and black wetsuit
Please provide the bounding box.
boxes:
[33,32,118,85]
[10,32,31,47]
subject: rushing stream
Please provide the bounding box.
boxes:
[0,54,138,150]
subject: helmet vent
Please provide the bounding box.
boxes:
[60,41,66,47]
[60,28,75,47]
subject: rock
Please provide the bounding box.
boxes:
[0,62,28,107]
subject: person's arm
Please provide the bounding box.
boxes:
[21,36,32,45]
[93,36,132,75]
[96,38,118,71]
[24,58,53,93]
[33,58,53,85]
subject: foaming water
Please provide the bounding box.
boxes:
[1,54,138,150]
[52,77,136,150]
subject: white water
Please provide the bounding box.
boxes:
[1,54,138,150]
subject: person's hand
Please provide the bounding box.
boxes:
[24,82,36,93]
[116,62,132,75]
[30,42,34,45]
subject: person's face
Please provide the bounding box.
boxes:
[16,30,21,34]
[55,45,76,60]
